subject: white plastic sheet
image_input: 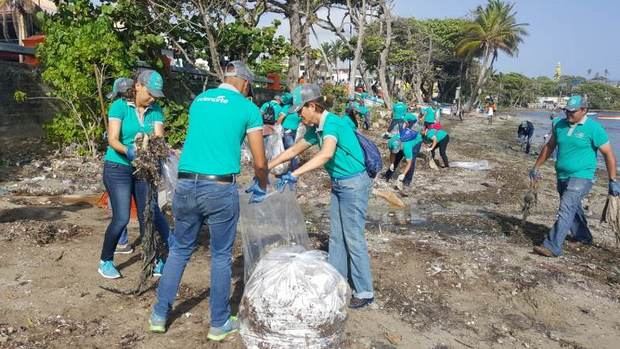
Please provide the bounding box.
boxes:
[239,247,351,349]
[449,160,492,171]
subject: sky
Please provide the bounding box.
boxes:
[259,0,620,80]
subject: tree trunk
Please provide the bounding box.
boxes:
[464,46,492,112]
[378,0,393,110]
[348,0,367,96]
[287,0,303,87]
[303,19,317,82]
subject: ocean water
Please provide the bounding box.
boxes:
[516,110,620,160]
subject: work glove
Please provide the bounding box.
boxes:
[126,145,137,161]
[389,163,395,172]
[528,168,542,181]
[397,174,405,182]
[245,178,268,203]
[275,172,298,192]
[609,180,620,196]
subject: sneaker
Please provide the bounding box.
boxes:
[153,259,165,277]
[207,316,239,341]
[149,313,166,333]
[114,244,134,254]
[98,260,121,279]
[533,245,556,257]
[349,297,374,309]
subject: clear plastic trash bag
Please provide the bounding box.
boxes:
[265,125,289,175]
[238,189,310,282]
[239,247,351,349]
[161,152,179,192]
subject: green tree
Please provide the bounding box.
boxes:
[456,0,528,111]
[37,0,136,156]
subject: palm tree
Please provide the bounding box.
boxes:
[456,0,528,111]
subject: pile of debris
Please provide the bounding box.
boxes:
[0,220,90,245]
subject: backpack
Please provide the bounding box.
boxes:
[263,102,277,125]
[336,130,383,179]
[354,131,383,178]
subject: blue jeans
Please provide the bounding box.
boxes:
[153,179,239,327]
[329,172,374,299]
[543,178,593,256]
[283,128,299,171]
[100,161,170,261]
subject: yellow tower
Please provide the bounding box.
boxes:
[554,62,562,81]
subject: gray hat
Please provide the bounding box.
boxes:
[291,84,323,112]
[137,70,165,98]
[107,77,134,99]
[223,60,255,83]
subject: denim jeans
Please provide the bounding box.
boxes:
[430,135,450,168]
[153,179,239,327]
[543,178,593,256]
[329,171,374,299]
[283,128,299,171]
[100,161,170,261]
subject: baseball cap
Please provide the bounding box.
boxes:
[107,78,134,99]
[281,92,293,105]
[388,137,402,154]
[393,102,407,118]
[564,95,588,112]
[291,84,323,112]
[223,60,255,83]
[137,70,164,98]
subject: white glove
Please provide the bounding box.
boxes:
[397,174,405,182]
[389,163,395,172]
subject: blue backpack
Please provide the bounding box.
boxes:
[336,130,383,178]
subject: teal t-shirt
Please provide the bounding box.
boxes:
[554,117,609,180]
[179,84,263,175]
[357,104,370,118]
[404,112,418,123]
[423,107,436,123]
[281,104,301,131]
[424,129,448,143]
[304,112,365,178]
[260,100,282,121]
[402,133,423,160]
[104,99,164,166]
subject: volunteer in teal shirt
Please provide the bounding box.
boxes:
[98,70,170,280]
[422,105,436,126]
[269,84,375,309]
[422,128,450,168]
[260,95,283,125]
[278,92,300,170]
[387,101,408,133]
[530,95,619,258]
[151,61,269,338]
[382,130,422,187]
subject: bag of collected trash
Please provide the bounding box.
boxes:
[158,151,179,207]
[238,189,310,281]
[449,160,491,171]
[241,140,252,164]
[265,125,289,175]
[239,247,351,349]
[601,195,620,246]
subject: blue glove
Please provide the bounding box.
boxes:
[609,180,620,196]
[275,172,298,192]
[528,168,542,181]
[126,145,137,161]
[245,178,268,203]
